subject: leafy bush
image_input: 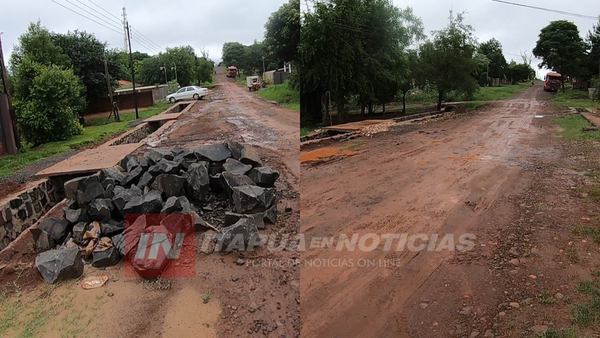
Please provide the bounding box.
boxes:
[15,63,84,146]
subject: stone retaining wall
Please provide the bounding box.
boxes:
[0,179,63,250]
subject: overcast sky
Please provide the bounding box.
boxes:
[1,0,286,62]
[2,0,599,78]
[397,0,599,77]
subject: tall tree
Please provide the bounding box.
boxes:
[533,20,586,90]
[264,0,300,64]
[418,12,479,110]
[299,0,422,124]
[478,38,507,84]
[222,42,247,69]
[587,19,600,78]
[52,30,120,107]
[9,22,69,72]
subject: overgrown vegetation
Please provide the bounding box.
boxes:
[552,88,598,111]
[257,81,299,111]
[0,101,168,179]
[555,114,600,141]
[572,273,600,328]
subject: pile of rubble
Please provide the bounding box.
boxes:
[32,141,279,284]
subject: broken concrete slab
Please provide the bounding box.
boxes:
[248,167,280,188]
[231,185,274,213]
[194,143,232,162]
[223,158,252,176]
[35,247,84,284]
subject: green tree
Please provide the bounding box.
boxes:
[222,42,247,69]
[587,19,600,78]
[506,61,535,84]
[161,46,197,86]
[52,31,120,108]
[299,0,423,124]
[533,20,586,90]
[418,12,479,110]
[478,38,507,83]
[137,56,164,85]
[9,22,69,72]
[14,62,83,146]
[398,50,419,114]
[196,56,214,84]
[264,0,300,64]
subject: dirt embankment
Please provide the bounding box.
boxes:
[300,85,600,337]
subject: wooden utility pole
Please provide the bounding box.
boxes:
[126,22,139,119]
[0,33,19,152]
[104,54,119,121]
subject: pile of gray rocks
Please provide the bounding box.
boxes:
[33,140,279,283]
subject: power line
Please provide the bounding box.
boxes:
[51,0,122,34]
[62,0,122,30]
[50,0,159,54]
[86,0,122,22]
[490,0,598,20]
[73,0,122,26]
[130,27,162,50]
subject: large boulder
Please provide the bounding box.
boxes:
[122,166,144,186]
[64,207,85,224]
[76,176,104,206]
[194,143,231,162]
[216,217,260,251]
[101,167,126,185]
[131,225,173,278]
[63,176,88,200]
[137,172,155,190]
[161,196,194,213]
[185,162,210,202]
[148,160,180,176]
[226,140,244,160]
[152,174,186,198]
[112,187,143,213]
[121,155,140,172]
[35,247,84,284]
[39,218,70,244]
[231,185,274,213]
[221,172,254,196]
[101,220,125,236]
[248,167,280,188]
[88,199,114,222]
[123,191,163,215]
[92,237,121,268]
[223,158,252,176]
[239,146,263,167]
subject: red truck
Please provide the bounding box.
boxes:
[544,72,562,92]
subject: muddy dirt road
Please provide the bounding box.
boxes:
[300,84,598,337]
[0,69,300,337]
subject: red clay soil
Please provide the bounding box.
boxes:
[300,85,600,337]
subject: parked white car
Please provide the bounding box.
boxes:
[166,86,208,103]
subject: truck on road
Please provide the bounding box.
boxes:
[544,72,562,92]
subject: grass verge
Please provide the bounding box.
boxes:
[0,101,170,179]
[552,88,598,111]
[257,82,300,111]
[554,114,600,141]
[470,82,531,101]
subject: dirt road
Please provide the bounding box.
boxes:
[0,69,300,337]
[300,84,600,337]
